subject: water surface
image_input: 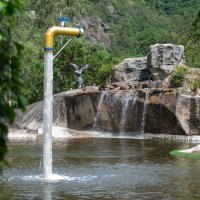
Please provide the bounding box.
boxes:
[1,137,200,200]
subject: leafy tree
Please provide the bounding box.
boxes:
[173,10,200,68]
[53,37,118,94]
[14,0,200,104]
[0,0,25,167]
[191,10,200,40]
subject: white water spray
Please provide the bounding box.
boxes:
[119,92,135,135]
[93,91,107,130]
[43,51,53,179]
[140,89,149,135]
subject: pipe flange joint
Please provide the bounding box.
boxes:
[44,47,54,51]
[76,25,81,38]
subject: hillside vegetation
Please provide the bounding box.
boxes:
[14,0,200,103]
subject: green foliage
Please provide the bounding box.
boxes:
[171,66,190,87]
[191,11,200,40]
[53,38,117,94]
[0,0,25,166]
[173,10,200,68]
[13,0,200,104]
[190,78,200,92]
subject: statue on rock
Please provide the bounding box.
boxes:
[69,63,89,89]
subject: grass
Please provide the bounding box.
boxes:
[170,150,200,160]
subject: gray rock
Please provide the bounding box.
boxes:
[14,89,200,135]
[15,90,99,131]
[147,44,185,80]
[111,57,151,82]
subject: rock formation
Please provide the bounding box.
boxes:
[13,44,200,137]
[15,90,99,131]
[14,88,200,136]
[111,57,151,82]
[111,44,186,85]
[147,44,185,80]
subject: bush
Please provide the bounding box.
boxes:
[190,78,200,93]
[171,66,190,87]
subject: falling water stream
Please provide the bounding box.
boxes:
[43,50,53,179]
[93,91,107,130]
[119,92,135,135]
[140,89,149,135]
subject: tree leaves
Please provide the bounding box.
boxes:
[0,0,25,166]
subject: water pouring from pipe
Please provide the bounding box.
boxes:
[43,20,84,180]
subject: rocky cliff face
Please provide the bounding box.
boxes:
[15,89,200,136]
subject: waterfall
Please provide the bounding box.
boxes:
[119,91,135,135]
[93,91,107,130]
[140,89,150,135]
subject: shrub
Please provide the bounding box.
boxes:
[171,66,190,87]
[190,78,200,93]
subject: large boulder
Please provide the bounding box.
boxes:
[147,44,185,80]
[111,57,151,82]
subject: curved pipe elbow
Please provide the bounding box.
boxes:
[44,26,84,49]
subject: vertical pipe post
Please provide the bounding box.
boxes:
[43,50,53,179]
[43,26,84,180]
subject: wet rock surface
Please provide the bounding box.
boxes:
[14,89,200,136]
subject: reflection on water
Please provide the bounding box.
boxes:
[1,137,200,199]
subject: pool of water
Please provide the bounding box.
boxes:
[1,136,200,199]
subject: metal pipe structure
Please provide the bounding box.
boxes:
[43,26,84,180]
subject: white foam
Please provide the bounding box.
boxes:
[7,173,98,183]
[8,129,37,140]
[144,133,200,143]
[38,126,71,138]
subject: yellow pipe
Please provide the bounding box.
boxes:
[44,26,84,49]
